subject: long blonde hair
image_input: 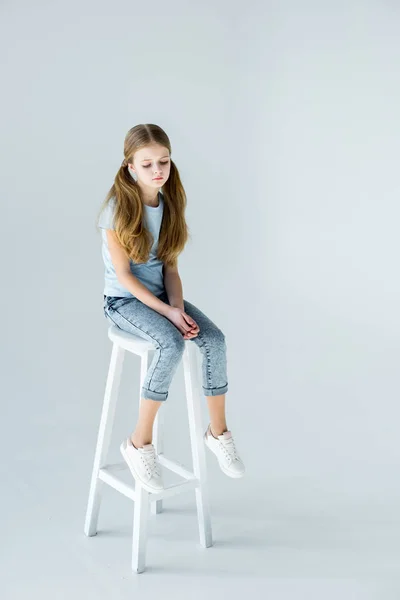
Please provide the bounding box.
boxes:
[96,124,190,268]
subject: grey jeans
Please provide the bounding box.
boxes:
[103,290,228,401]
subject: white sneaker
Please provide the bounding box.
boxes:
[120,437,165,493]
[204,424,245,478]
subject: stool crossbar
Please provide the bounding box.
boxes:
[84,324,213,573]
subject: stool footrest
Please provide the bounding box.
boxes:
[99,461,200,502]
[157,454,197,481]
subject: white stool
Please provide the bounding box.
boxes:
[84,324,213,573]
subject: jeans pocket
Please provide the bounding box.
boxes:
[106,296,133,313]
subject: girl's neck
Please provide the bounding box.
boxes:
[136,181,160,207]
[142,190,160,208]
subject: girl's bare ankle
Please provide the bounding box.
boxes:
[131,435,152,449]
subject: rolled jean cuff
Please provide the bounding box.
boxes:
[202,383,228,397]
[141,387,168,401]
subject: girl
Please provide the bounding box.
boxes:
[97,123,245,493]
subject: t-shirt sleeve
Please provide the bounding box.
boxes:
[98,198,116,230]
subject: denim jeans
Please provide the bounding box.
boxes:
[103,290,228,401]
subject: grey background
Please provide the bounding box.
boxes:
[1,0,399,597]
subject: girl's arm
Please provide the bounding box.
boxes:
[163,263,184,311]
[163,262,200,339]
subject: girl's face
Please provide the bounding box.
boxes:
[128,144,171,189]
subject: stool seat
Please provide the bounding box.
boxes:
[84,320,213,574]
[107,324,155,354]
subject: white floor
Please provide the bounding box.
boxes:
[3,427,400,600]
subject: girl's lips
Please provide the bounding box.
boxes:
[153,177,163,180]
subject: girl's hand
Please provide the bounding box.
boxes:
[183,318,199,339]
[166,306,200,339]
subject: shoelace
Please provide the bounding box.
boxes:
[139,447,161,477]
[218,436,240,463]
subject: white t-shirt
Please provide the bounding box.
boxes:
[98,191,165,298]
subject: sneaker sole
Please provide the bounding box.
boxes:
[203,432,245,479]
[120,441,165,493]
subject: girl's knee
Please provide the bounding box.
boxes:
[203,327,226,349]
[166,332,186,354]
[214,327,226,345]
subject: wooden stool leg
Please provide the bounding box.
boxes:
[182,342,213,548]
[84,343,125,536]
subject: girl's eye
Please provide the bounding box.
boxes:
[143,161,169,168]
